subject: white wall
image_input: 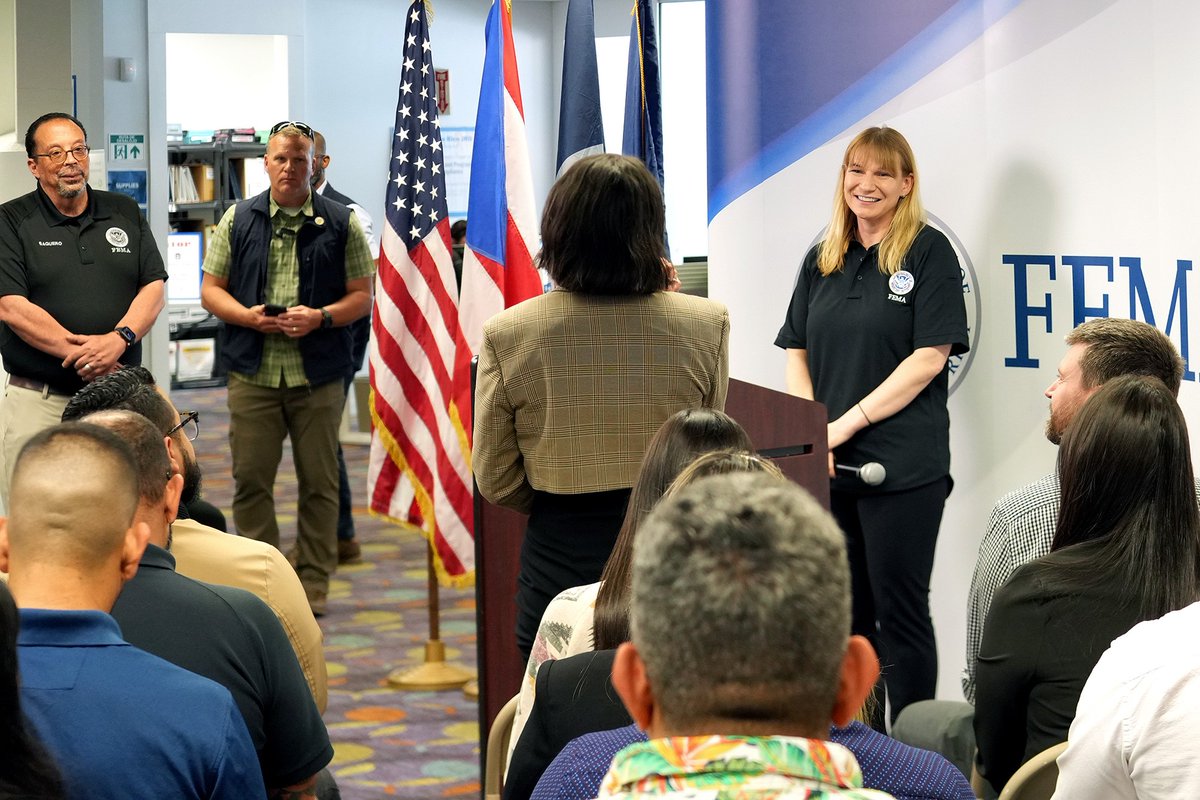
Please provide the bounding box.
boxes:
[165,33,289,131]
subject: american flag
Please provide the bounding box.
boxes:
[368,0,474,585]
[459,0,544,356]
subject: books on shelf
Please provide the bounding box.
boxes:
[169,164,215,204]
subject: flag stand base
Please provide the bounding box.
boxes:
[462,679,479,699]
[387,640,473,691]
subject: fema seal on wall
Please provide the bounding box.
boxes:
[926,212,980,396]
[105,227,130,250]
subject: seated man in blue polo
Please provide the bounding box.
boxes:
[82,409,332,797]
[0,422,263,799]
[200,120,373,615]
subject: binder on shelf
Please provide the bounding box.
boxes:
[241,158,269,197]
[228,165,242,201]
[170,165,199,204]
[190,164,215,202]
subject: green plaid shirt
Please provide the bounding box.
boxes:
[203,193,374,388]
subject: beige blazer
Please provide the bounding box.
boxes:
[473,289,729,512]
[170,517,328,712]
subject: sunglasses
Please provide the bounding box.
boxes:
[269,120,314,139]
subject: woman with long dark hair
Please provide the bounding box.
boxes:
[974,374,1200,791]
[0,580,65,798]
[775,126,969,722]
[506,408,752,765]
[473,154,729,661]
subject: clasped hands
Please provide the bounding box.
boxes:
[62,332,126,381]
[246,304,322,339]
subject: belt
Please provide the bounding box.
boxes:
[8,375,71,397]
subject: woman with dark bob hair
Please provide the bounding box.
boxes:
[473,154,730,660]
[974,374,1200,792]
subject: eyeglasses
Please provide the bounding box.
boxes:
[269,120,314,139]
[166,410,200,442]
[31,145,90,166]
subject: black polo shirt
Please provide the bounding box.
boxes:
[0,185,167,392]
[775,225,968,493]
[111,544,332,788]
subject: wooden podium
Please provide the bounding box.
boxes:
[472,378,829,750]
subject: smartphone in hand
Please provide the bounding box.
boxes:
[263,304,287,316]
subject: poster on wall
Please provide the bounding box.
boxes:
[108,132,149,214]
[108,170,148,207]
[440,127,473,218]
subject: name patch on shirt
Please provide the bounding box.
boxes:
[38,241,63,247]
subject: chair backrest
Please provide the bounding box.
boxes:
[484,694,520,800]
[997,742,1069,800]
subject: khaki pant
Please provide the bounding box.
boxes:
[227,376,343,593]
[1,381,70,507]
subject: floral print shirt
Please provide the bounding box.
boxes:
[598,735,896,799]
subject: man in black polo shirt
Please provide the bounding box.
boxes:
[0,112,166,501]
[84,408,334,797]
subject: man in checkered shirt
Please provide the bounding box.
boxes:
[893,317,1186,777]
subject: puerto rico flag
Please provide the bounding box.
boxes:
[459,0,544,356]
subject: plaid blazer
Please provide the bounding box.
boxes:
[473,289,729,512]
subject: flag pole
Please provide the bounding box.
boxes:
[373,0,475,692]
[387,541,473,690]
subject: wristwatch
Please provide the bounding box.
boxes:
[320,308,333,329]
[114,326,136,348]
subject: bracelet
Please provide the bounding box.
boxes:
[857,402,873,425]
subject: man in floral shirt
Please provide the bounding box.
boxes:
[601,472,893,799]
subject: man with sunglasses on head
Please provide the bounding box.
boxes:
[201,120,373,616]
[0,112,167,504]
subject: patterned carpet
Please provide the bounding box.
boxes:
[181,386,481,799]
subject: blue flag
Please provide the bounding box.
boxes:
[556,0,605,176]
[622,0,663,189]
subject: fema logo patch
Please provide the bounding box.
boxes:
[105,227,129,248]
[888,270,915,296]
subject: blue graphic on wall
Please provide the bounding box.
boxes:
[705,0,1023,220]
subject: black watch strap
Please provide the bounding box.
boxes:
[114,326,136,347]
[320,308,333,329]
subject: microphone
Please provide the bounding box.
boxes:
[835,461,886,486]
